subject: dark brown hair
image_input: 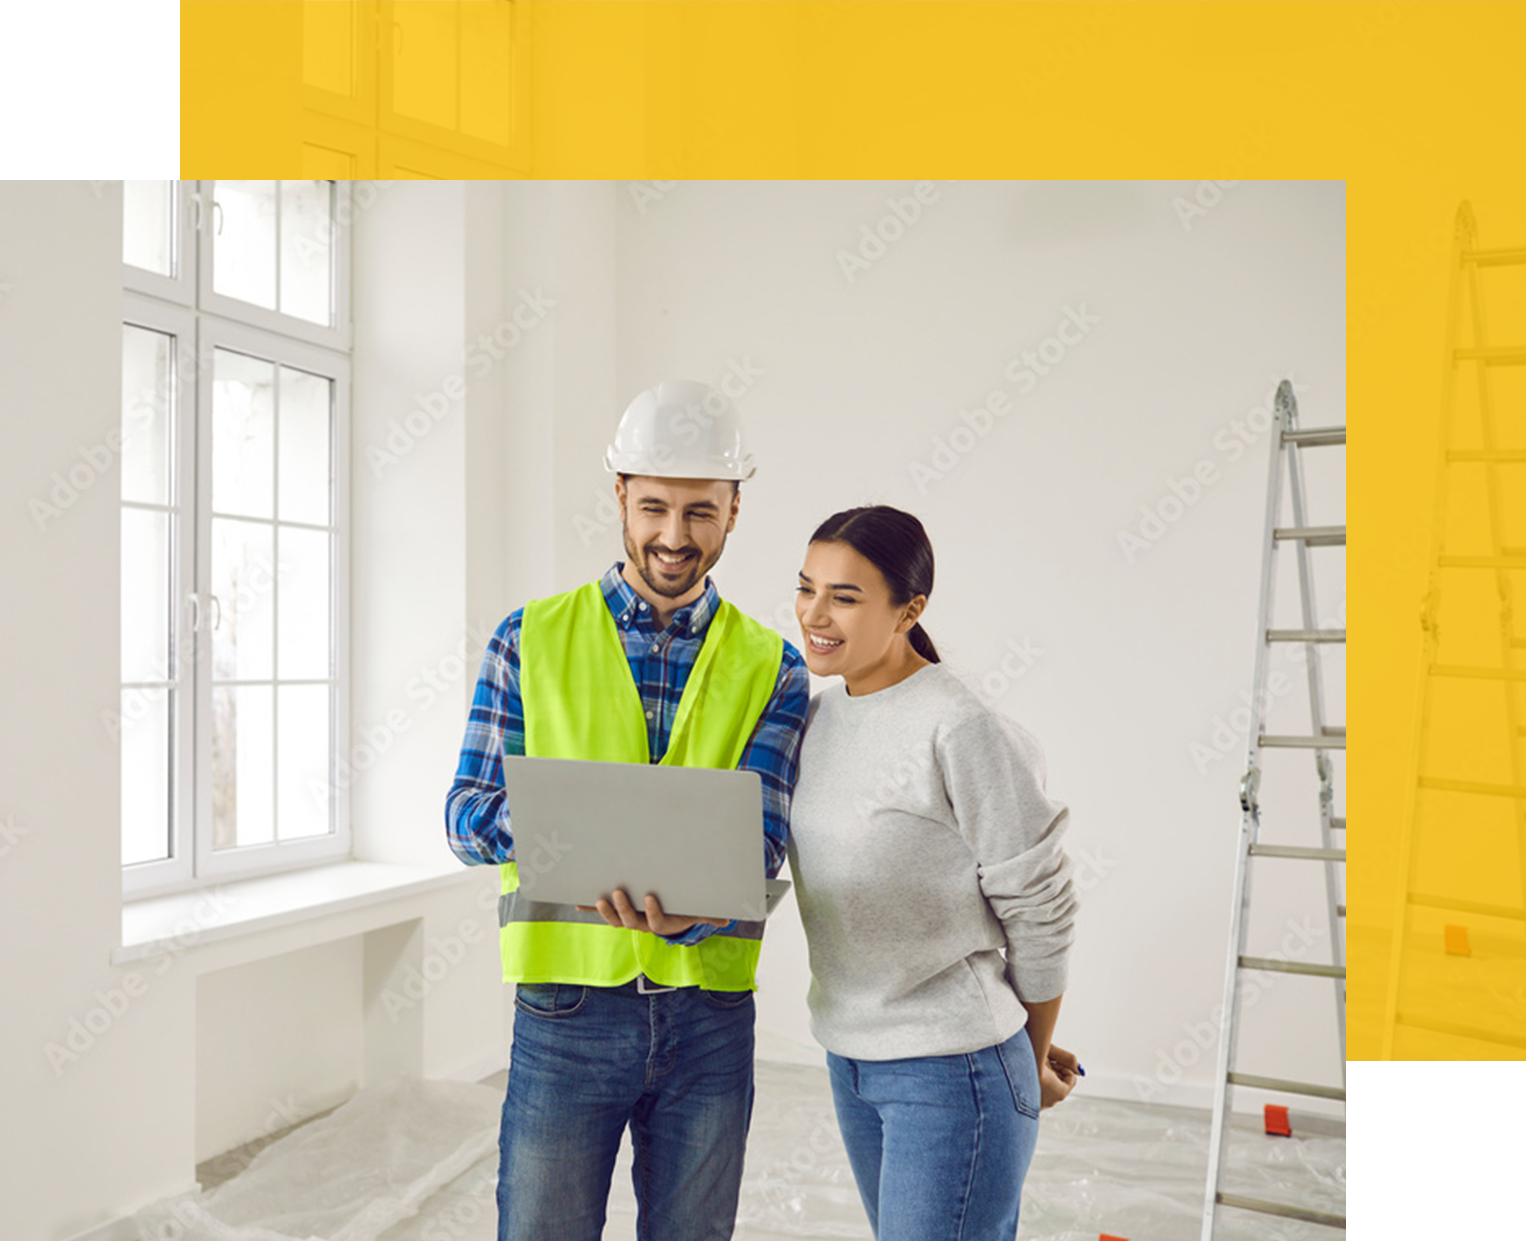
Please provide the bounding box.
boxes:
[809,505,939,663]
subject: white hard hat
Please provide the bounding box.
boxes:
[603,379,757,481]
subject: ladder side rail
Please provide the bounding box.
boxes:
[1281,391,1348,1074]
[1200,386,1291,1241]
[1283,389,1338,740]
[1381,202,1478,1058]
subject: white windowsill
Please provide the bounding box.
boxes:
[114,860,479,965]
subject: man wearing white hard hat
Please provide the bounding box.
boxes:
[446,380,809,1240]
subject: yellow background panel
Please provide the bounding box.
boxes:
[182,1,1526,1058]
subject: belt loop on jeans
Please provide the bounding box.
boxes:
[636,974,677,994]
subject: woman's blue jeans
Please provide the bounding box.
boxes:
[827,1025,1042,1241]
[497,980,755,1241]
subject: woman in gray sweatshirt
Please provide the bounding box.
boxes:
[788,504,1079,1241]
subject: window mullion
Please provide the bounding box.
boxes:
[192,308,215,878]
[271,362,282,846]
[273,179,283,322]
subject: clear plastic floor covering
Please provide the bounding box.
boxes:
[135,1063,1344,1241]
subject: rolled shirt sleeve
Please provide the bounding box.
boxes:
[443,612,524,867]
[939,711,1077,1003]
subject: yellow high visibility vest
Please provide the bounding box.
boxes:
[498,579,783,990]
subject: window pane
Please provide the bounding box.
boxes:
[279,684,331,840]
[212,519,275,682]
[214,181,277,310]
[124,180,174,276]
[122,508,171,683]
[121,686,171,865]
[213,349,275,518]
[213,685,274,849]
[279,366,332,525]
[278,526,331,680]
[122,324,172,506]
[302,0,354,95]
[460,0,513,145]
[279,180,334,326]
[392,0,457,130]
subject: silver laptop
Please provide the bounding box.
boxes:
[501,755,784,923]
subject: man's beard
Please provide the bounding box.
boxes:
[623,527,724,599]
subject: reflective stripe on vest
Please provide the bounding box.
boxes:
[499,580,783,991]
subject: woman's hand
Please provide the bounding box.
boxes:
[1040,1042,1080,1109]
[1040,1058,1077,1109]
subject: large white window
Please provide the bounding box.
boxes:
[121,181,352,897]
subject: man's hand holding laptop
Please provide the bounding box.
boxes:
[578,889,731,936]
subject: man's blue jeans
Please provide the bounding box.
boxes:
[497,980,756,1241]
[826,1025,1042,1241]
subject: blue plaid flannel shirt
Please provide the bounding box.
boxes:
[445,563,809,946]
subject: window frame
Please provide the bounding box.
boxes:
[193,316,353,885]
[119,294,199,898]
[376,0,530,170]
[121,181,354,899]
[121,181,195,306]
[195,181,355,353]
[302,0,380,128]
[298,1,532,178]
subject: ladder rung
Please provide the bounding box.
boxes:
[1281,427,1345,448]
[1239,955,1345,979]
[1455,346,1526,365]
[1432,663,1526,682]
[1331,816,1345,830]
[1397,1010,1526,1052]
[1273,525,1345,546]
[1226,1071,1347,1102]
[1267,628,1346,643]
[1249,844,1346,862]
[1259,734,1346,749]
[1464,247,1526,267]
[1439,555,1526,569]
[1409,891,1526,923]
[1420,776,1526,799]
[1448,450,1526,463]
[1214,1191,1346,1230]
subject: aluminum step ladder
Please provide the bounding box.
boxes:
[1200,379,1347,1238]
[1382,202,1526,1057]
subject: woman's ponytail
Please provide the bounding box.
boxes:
[908,621,940,664]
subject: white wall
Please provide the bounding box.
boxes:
[584,180,1347,1105]
[0,179,166,1241]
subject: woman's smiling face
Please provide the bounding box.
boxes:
[796,540,924,690]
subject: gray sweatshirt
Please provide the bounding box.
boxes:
[787,663,1076,1060]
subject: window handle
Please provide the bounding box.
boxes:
[210,593,223,631]
[187,591,201,633]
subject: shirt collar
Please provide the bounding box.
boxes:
[601,562,719,637]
